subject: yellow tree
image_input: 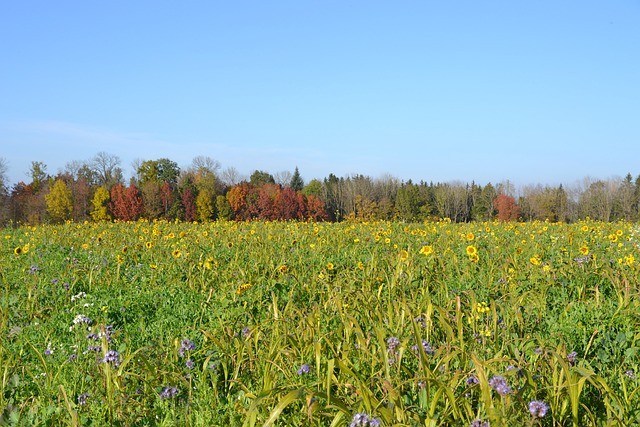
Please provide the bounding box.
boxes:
[196,189,214,221]
[45,179,73,223]
[90,186,111,221]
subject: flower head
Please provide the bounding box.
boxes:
[159,386,179,399]
[297,364,311,376]
[528,400,549,418]
[488,375,511,396]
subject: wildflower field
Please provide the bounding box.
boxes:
[2,219,640,426]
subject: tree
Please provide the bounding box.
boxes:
[91,186,111,221]
[249,170,275,186]
[110,184,143,221]
[45,179,73,223]
[494,194,520,221]
[290,168,304,191]
[141,181,163,220]
[196,189,215,221]
[30,161,48,193]
[216,195,233,220]
[91,152,123,188]
[181,188,196,222]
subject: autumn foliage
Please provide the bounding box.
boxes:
[494,194,520,221]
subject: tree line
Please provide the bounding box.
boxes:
[1,152,639,226]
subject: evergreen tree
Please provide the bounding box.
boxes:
[290,167,304,191]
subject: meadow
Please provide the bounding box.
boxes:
[2,219,639,426]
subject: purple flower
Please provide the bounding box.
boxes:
[350,412,381,427]
[297,364,311,375]
[159,386,179,399]
[470,420,490,427]
[466,375,480,386]
[77,392,90,405]
[98,350,120,366]
[178,339,196,357]
[625,369,635,379]
[534,347,544,355]
[68,353,77,362]
[567,351,577,364]
[488,375,511,396]
[411,339,435,356]
[185,359,195,369]
[241,327,251,338]
[528,400,549,418]
[51,278,59,285]
[29,265,39,274]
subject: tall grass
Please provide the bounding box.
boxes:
[1,219,639,425]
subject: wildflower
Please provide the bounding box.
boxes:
[297,364,311,375]
[470,420,490,427]
[488,375,511,396]
[159,386,179,399]
[567,351,577,364]
[466,232,475,241]
[171,249,181,258]
[145,241,153,249]
[178,339,196,357]
[98,350,120,367]
[625,369,635,379]
[14,247,22,255]
[326,262,334,271]
[528,400,549,418]
[77,392,90,405]
[466,245,477,256]
[350,412,381,427]
[185,359,195,369]
[466,375,480,386]
[44,343,53,356]
[579,245,589,256]
[411,339,435,356]
[357,261,365,270]
[236,283,253,295]
[387,336,401,365]
[419,245,434,256]
[534,347,544,355]
[278,264,288,274]
[30,265,39,274]
[399,250,409,261]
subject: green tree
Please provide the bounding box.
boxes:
[216,195,233,220]
[196,189,215,221]
[45,179,73,223]
[249,170,275,186]
[90,186,111,221]
[30,161,48,193]
[290,166,304,191]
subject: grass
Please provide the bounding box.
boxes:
[1,219,639,426]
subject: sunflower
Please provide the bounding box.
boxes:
[172,249,182,258]
[420,245,434,256]
[466,232,475,241]
[145,241,154,249]
[13,247,22,255]
[278,265,288,274]
[579,245,589,256]
[466,245,478,256]
[399,250,409,261]
[326,262,334,271]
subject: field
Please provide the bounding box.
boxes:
[2,219,640,426]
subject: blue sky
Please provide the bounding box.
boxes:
[1,1,639,188]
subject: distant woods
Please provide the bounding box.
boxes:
[1,153,639,226]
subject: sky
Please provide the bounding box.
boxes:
[1,1,639,188]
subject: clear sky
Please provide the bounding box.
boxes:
[1,1,639,188]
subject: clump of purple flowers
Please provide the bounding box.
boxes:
[178,339,196,357]
[466,375,480,386]
[567,351,578,364]
[98,350,120,367]
[185,359,195,369]
[350,412,381,427]
[470,420,490,427]
[386,336,400,365]
[528,400,549,418]
[159,386,179,399]
[411,339,435,356]
[297,364,311,376]
[488,375,511,396]
[77,392,90,405]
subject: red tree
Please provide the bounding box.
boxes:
[494,194,520,221]
[110,184,144,221]
[181,188,196,222]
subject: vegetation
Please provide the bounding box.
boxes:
[1,153,640,227]
[2,218,640,425]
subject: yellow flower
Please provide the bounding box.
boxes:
[236,283,253,295]
[227,242,234,248]
[579,245,589,256]
[625,254,635,267]
[122,246,128,254]
[145,241,153,249]
[420,245,434,256]
[150,264,158,269]
[172,249,182,258]
[278,265,288,274]
[466,245,478,256]
[469,253,480,263]
[466,232,475,241]
[202,231,209,237]
[399,250,409,261]
[13,247,22,255]
[81,243,89,249]
[530,255,541,266]
[384,238,391,244]
[326,262,334,271]
[116,254,125,264]
[357,261,364,270]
